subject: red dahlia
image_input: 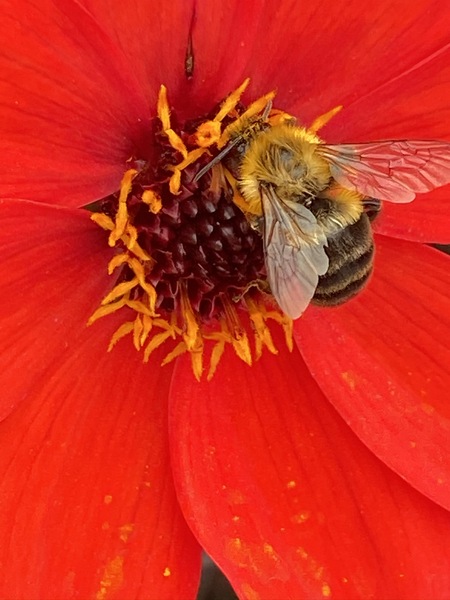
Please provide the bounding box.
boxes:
[1,0,450,598]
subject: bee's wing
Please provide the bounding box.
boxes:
[317,140,450,202]
[261,187,329,319]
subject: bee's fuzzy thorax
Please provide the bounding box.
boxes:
[237,124,331,206]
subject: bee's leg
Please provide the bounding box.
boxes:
[362,197,382,222]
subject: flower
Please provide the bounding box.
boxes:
[1,0,450,598]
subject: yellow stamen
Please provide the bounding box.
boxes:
[124,223,138,250]
[142,189,162,213]
[89,79,304,379]
[207,338,226,381]
[108,321,135,351]
[157,85,171,131]
[221,298,252,366]
[126,258,158,314]
[125,299,155,317]
[169,168,182,195]
[132,315,144,350]
[220,90,276,148]
[178,285,204,380]
[261,306,294,352]
[246,296,278,359]
[268,109,296,127]
[88,297,128,326]
[90,213,115,231]
[309,105,343,133]
[107,251,154,278]
[161,341,189,366]
[204,310,252,381]
[214,78,250,122]
[107,253,130,274]
[166,79,256,194]
[124,237,152,262]
[165,130,188,158]
[101,279,139,305]
[195,120,222,148]
[157,85,188,157]
[168,147,207,194]
[140,314,154,346]
[109,169,138,246]
[143,321,179,362]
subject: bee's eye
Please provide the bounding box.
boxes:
[304,198,313,208]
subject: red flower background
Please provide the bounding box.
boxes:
[1,0,450,598]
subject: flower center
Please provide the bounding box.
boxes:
[88,80,338,379]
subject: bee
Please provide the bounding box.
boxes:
[195,118,450,319]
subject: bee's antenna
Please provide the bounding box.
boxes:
[194,99,273,183]
[262,99,273,121]
[193,135,242,182]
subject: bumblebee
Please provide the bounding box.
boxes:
[196,115,450,319]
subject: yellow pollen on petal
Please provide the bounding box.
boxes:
[118,523,134,543]
[95,556,124,600]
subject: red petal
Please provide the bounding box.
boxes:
[0,317,201,598]
[0,0,152,205]
[0,199,115,419]
[324,38,450,142]
[296,236,450,511]
[176,0,265,118]
[184,0,450,142]
[80,0,195,112]
[170,333,450,599]
[374,186,450,243]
